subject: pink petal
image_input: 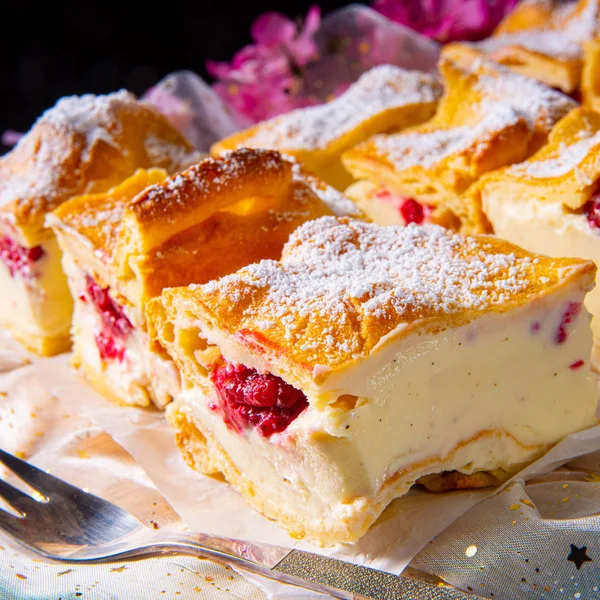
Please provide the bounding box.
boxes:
[251,11,297,47]
[206,59,235,80]
[300,5,321,38]
[372,0,518,42]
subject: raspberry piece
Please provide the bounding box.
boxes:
[85,275,133,338]
[211,362,308,437]
[95,332,125,362]
[555,302,581,344]
[584,196,600,230]
[399,198,427,225]
[0,236,44,279]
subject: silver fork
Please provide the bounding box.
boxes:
[0,448,480,600]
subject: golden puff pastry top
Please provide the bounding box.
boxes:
[51,149,361,308]
[444,0,600,93]
[474,107,600,211]
[211,65,442,161]
[156,216,594,388]
[341,57,575,229]
[0,90,199,245]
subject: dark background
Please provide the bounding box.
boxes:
[1,0,352,151]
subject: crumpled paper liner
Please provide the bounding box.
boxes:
[3,326,600,599]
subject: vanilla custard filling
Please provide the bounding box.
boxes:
[345,181,407,226]
[485,197,600,349]
[0,237,72,339]
[176,285,597,515]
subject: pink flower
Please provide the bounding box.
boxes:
[1,130,24,147]
[371,0,518,43]
[207,6,321,123]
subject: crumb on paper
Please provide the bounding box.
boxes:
[57,569,74,576]
[78,450,90,459]
[562,483,569,488]
[520,498,535,508]
[14,451,25,459]
[562,496,570,503]
[509,503,521,510]
[110,566,128,573]
[15,574,26,580]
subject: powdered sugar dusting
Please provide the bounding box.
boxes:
[472,59,575,129]
[242,65,441,151]
[290,161,361,217]
[477,0,599,60]
[0,91,133,213]
[202,218,539,356]
[510,130,600,179]
[373,103,523,171]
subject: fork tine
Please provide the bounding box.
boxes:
[0,479,36,514]
[0,507,27,537]
[0,448,66,497]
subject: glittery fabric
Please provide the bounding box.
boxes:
[410,458,600,599]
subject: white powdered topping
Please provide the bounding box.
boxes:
[510,130,600,179]
[478,30,582,58]
[0,91,134,210]
[477,0,599,59]
[38,91,132,151]
[290,161,361,217]
[472,61,575,129]
[243,65,441,151]
[144,132,203,171]
[374,103,522,171]
[203,217,535,340]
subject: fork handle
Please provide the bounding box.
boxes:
[127,531,480,599]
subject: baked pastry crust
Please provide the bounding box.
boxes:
[473,107,600,211]
[1,91,199,246]
[151,216,594,396]
[51,148,361,312]
[211,66,443,190]
[444,0,600,93]
[166,399,549,544]
[50,149,361,408]
[342,57,574,233]
[0,91,199,357]
[582,36,600,110]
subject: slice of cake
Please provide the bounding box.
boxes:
[474,106,600,369]
[342,57,575,234]
[444,0,599,94]
[211,65,442,190]
[0,91,199,355]
[49,149,361,408]
[148,216,598,545]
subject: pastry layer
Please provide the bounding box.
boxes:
[475,107,600,367]
[342,57,574,233]
[0,235,72,356]
[0,91,199,246]
[50,151,362,408]
[211,65,443,190]
[0,90,199,356]
[445,0,599,93]
[151,217,597,544]
[64,255,179,408]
